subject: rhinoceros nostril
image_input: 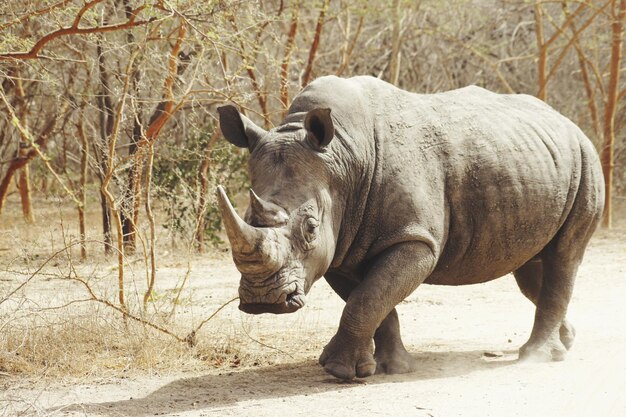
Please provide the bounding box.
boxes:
[286,292,306,309]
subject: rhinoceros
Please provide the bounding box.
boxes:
[215,75,604,380]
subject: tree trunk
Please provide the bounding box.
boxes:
[387,0,402,86]
[77,113,88,260]
[280,5,300,117]
[15,73,34,222]
[96,40,114,254]
[0,162,19,214]
[195,129,220,252]
[0,98,64,216]
[301,0,329,87]
[601,0,625,229]
[120,0,143,253]
[336,10,364,77]
[17,165,34,223]
[122,146,142,253]
[534,1,547,101]
[229,16,272,128]
[99,189,112,252]
[143,143,156,312]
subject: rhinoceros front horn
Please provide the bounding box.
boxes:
[216,185,285,277]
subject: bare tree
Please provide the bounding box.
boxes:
[601,0,626,228]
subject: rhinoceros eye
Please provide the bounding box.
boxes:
[301,217,319,249]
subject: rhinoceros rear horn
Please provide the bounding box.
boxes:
[216,186,285,276]
[305,107,334,150]
[218,105,267,150]
[249,189,289,226]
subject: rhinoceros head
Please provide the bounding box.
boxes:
[216,105,338,314]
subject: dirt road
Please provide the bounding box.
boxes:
[3,227,626,417]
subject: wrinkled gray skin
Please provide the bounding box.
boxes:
[216,75,605,380]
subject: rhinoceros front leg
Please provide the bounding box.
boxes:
[320,241,436,379]
[324,274,417,375]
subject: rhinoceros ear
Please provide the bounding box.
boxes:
[218,105,266,150]
[304,108,334,150]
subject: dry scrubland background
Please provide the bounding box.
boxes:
[0,0,625,416]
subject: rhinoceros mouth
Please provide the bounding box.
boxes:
[239,292,306,315]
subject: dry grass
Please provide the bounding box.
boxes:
[0,310,268,380]
[0,195,266,390]
[0,310,264,416]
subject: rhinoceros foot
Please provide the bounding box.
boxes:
[374,346,418,375]
[559,320,576,350]
[518,333,567,362]
[319,334,376,380]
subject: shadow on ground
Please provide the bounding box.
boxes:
[58,349,517,416]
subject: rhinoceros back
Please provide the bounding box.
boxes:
[399,86,604,284]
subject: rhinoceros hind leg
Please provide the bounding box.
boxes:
[374,308,418,374]
[513,259,575,351]
[514,256,574,361]
[518,152,603,361]
[559,319,576,350]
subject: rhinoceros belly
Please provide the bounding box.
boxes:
[419,91,582,285]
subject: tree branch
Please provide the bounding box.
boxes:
[302,0,329,87]
[0,87,77,214]
[280,5,300,117]
[543,2,587,50]
[336,15,364,76]
[538,0,612,98]
[0,1,158,60]
[0,0,74,32]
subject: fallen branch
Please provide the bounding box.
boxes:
[0,241,87,307]
[241,319,294,359]
[184,297,239,347]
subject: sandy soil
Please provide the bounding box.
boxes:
[1,200,625,417]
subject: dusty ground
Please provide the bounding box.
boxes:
[1,197,625,417]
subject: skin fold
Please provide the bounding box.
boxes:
[216,75,605,380]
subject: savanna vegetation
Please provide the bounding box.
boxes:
[0,0,624,407]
